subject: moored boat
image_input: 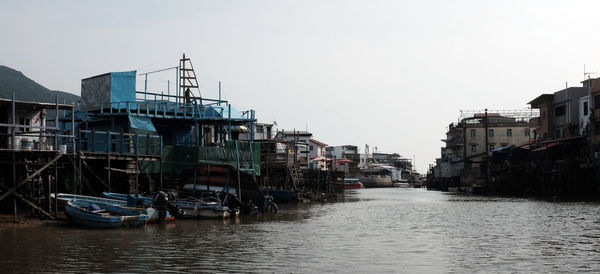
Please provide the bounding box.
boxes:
[64,199,149,228]
[103,192,231,219]
[343,178,364,189]
[53,193,174,223]
[172,198,231,219]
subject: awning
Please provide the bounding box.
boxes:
[532,142,560,152]
[311,155,326,161]
[327,158,353,165]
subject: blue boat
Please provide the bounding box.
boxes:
[54,193,174,223]
[64,199,149,228]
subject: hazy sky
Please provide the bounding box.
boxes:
[2,0,600,172]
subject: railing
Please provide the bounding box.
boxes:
[91,100,255,121]
[135,91,228,107]
[78,130,162,156]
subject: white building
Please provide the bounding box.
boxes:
[238,122,273,141]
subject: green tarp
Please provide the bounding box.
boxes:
[139,141,260,176]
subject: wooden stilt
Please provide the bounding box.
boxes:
[13,151,17,223]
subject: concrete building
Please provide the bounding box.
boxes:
[589,78,600,145]
[325,145,360,175]
[464,115,532,158]
[431,111,535,189]
[274,130,313,168]
[528,94,554,141]
[552,87,588,138]
[308,138,327,169]
[238,122,273,141]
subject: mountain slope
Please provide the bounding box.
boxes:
[0,65,80,104]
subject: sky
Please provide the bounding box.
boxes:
[1,0,600,173]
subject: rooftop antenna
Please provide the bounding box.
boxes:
[179,53,201,103]
[584,64,596,87]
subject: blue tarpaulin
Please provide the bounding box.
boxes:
[110,71,136,105]
[129,116,157,133]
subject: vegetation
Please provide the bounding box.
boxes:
[0,65,80,105]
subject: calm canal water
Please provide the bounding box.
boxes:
[2,188,600,273]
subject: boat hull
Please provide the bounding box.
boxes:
[64,200,148,229]
[360,177,394,188]
[176,207,231,219]
[344,183,364,189]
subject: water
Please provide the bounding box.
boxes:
[2,188,600,273]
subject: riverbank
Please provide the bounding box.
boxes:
[0,214,67,230]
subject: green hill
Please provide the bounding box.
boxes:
[0,65,80,105]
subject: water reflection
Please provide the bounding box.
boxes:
[1,188,599,273]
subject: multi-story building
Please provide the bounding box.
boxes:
[528,94,554,140]
[589,78,600,146]
[274,130,327,169]
[464,114,532,159]
[432,112,535,188]
[238,122,273,141]
[308,138,327,169]
[552,87,588,138]
[325,145,360,175]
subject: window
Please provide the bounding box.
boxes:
[489,144,495,151]
[506,129,512,137]
[595,95,600,110]
[470,129,476,137]
[555,105,566,117]
[310,145,314,151]
[256,125,264,133]
[584,101,589,116]
[488,129,494,137]
[470,144,477,153]
[524,128,530,136]
[19,118,31,132]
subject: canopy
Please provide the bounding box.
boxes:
[532,142,560,152]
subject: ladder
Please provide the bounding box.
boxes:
[179,54,201,103]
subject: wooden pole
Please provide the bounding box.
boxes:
[159,156,163,191]
[107,154,111,192]
[0,154,62,203]
[13,151,17,222]
[47,173,51,213]
[78,154,82,195]
[54,157,58,216]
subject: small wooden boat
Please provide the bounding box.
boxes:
[54,193,174,223]
[343,178,364,189]
[64,200,149,228]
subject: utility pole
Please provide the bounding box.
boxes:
[485,108,490,188]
